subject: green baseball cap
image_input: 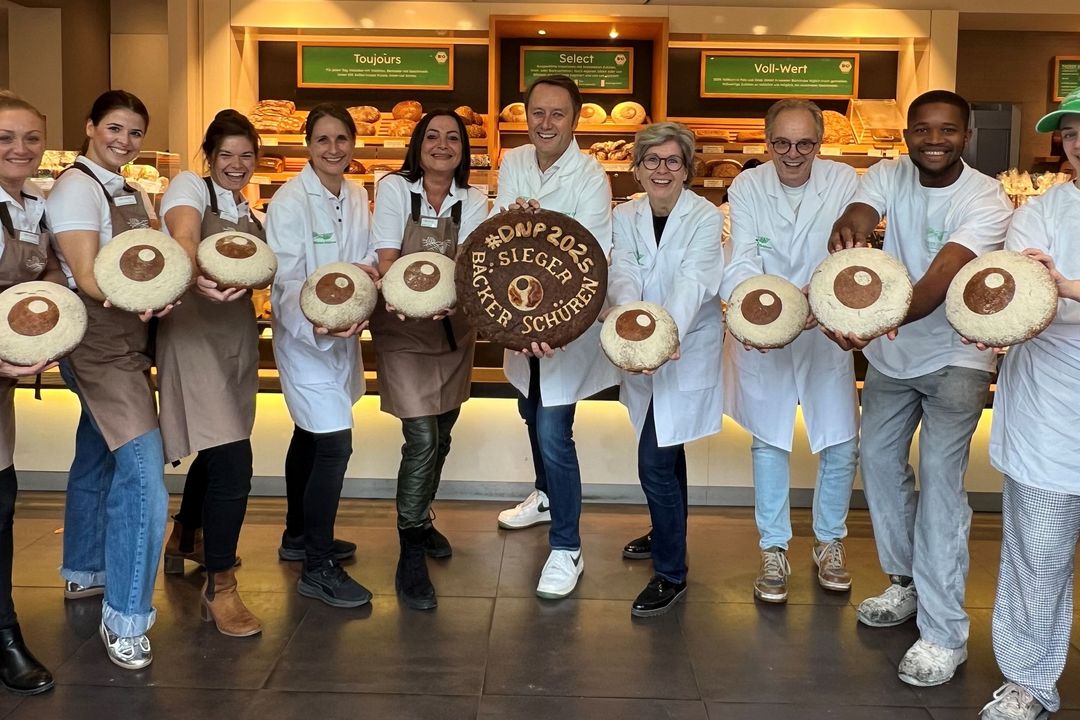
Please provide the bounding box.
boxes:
[1036,87,1080,132]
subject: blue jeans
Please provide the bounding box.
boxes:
[517,358,579,550]
[59,360,168,637]
[751,435,857,550]
[860,364,990,649]
[638,404,688,583]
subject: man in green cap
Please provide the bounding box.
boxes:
[978,87,1080,720]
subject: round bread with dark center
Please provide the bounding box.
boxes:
[300,262,378,332]
[945,249,1058,346]
[455,209,608,350]
[0,281,88,365]
[601,301,678,372]
[197,231,277,289]
[93,228,194,312]
[726,274,809,349]
[809,247,912,339]
[381,251,457,319]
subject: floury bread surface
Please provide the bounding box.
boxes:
[93,228,194,312]
[809,247,912,339]
[0,281,87,365]
[726,274,808,349]
[381,252,457,319]
[945,250,1058,347]
[300,262,378,333]
[601,301,679,372]
[198,231,277,289]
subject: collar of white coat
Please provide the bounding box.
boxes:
[405,175,463,208]
[528,138,585,178]
[634,184,693,223]
[299,162,352,203]
[75,155,126,193]
[206,175,250,216]
[763,156,830,201]
[0,180,43,208]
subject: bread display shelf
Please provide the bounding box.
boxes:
[498,122,646,135]
[258,133,489,148]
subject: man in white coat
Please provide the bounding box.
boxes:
[492,75,617,598]
[828,90,1013,687]
[720,99,859,604]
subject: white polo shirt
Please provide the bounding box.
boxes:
[370,174,487,251]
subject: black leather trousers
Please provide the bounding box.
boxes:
[396,408,460,529]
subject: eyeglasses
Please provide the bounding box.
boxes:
[641,154,685,171]
[769,139,818,155]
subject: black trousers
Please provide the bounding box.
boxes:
[0,464,17,628]
[397,408,460,529]
[284,426,352,567]
[173,440,253,572]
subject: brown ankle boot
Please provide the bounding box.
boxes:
[163,522,205,575]
[201,568,262,637]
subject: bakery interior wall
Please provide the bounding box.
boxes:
[110,0,169,152]
[956,28,1080,172]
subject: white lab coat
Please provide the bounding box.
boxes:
[267,164,375,433]
[608,189,725,447]
[991,181,1080,495]
[720,159,859,453]
[493,141,619,406]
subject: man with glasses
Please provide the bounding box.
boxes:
[720,99,859,603]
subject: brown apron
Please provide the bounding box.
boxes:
[0,199,52,467]
[60,162,158,451]
[155,177,263,462]
[370,192,475,419]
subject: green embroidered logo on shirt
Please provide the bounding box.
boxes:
[755,236,772,249]
[926,228,948,254]
[312,231,335,244]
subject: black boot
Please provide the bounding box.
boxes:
[0,625,53,695]
[423,511,452,559]
[396,527,437,611]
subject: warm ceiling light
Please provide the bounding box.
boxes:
[537,29,547,35]
[609,29,619,39]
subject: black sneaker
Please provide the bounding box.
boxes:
[424,525,452,559]
[622,530,652,560]
[298,560,372,608]
[278,532,357,562]
[631,576,687,618]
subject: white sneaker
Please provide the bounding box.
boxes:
[536,549,583,599]
[497,490,551,530]
[857,579,917,627]
[980,682,1050,720]
[897,638,967,686]
[99,620,152,670]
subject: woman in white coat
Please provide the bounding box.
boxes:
[267,103,376,609]
[719,99,859,604]
[607,122,724,617]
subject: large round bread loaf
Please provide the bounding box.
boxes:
[300,262,377,332]
[945,250,1057,347]
[601,301,679,372]
[809,247,912,339]
[93,228,193,312]
[0,281,87,365]
[726,275,808,349]
[381,252,457,319]
[197,231,277,289]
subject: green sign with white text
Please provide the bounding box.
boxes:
[298,44,453,89]
[520,47,633,93]
[701,52,858,98]
[1055,57,1080,101]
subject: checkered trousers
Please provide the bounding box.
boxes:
[991,475,1080,712]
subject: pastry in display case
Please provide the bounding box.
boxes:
[822,110,856,145]
[847,99,905,145]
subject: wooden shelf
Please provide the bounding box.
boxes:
[498,122,646,134]
[258,133,488,148]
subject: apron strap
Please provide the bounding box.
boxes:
[33,371,42,401]
[410,192,422,223]
[204,176,221,215]
[59,161,138,205]
[451,197,462,225]
[0,203,14,239]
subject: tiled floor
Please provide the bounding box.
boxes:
[5,493,1080,719]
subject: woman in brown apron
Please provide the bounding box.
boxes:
[370,110,487,610]
[0,92,59,695]
[46,91,169,671]
[155,110,264,637]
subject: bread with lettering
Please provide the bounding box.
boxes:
[300,262,378,332]
[198,231,277,290]
[601,301,679,372]
[0,281,87,365]
[93,228,194,312]
[381,252,457,319]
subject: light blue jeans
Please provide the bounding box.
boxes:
[860,364,991,650]
[751,435,858,550]
[59,360,168,637]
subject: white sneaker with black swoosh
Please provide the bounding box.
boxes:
[497,489,551,530]
[536,549,583,599]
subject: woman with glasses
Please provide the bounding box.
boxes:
[606,122,724,617]
[719,99,859,604]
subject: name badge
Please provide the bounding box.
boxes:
[114,195,138,207]
[17,230,41,245]
[420,217,439,228]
